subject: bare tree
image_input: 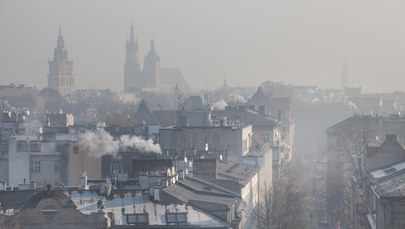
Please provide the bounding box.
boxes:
[272,162,310,229]
[251,162,309,229]
[255,184,273,229]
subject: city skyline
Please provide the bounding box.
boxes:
[1,0,405,93]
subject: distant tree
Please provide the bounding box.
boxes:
[254,184,273,229]
[272,162,310,229]
[251,162,309,229]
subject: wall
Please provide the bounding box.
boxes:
[69,142,101,186]
[8,137,30,187]
[160,125,252,159]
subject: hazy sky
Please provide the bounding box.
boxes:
[1,0,405,93]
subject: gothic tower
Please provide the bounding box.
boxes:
[142,40,160,87]
[47,28,75,95]
[124,22,141,92]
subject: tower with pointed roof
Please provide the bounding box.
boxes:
[47,28,75,95]
[142,40,160,87]
[123,22,188,93]
[124,22,142,92]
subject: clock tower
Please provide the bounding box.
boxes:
[47,28,75,95]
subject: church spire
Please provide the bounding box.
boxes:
[124,21,141,92]
[129,21,135,44]
[150,40,155,51]
[127,22,138,50]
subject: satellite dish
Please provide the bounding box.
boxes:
[184,156,188,163]
[38,127,43,134]
[219,155,223,161]
[205,143,209,151]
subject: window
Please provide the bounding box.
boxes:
[30,142,41,152]
[259,105,265,113]
[166,212,187,224]
[17,142,29,152]
[260,133,270,143]
[54,160,61,173]
[111,163,123,173]
[31,161,41,173]
[56,143,70,153]
[127,213,149,224]
[73,146,79,154]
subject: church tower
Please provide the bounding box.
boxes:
[142,40,160,87]
[47,28,75,95]
[124,22,141,92]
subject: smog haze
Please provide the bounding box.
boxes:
[1,0,405,92]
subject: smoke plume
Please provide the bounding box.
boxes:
[79,129,161,158]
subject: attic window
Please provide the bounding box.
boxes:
[166,212,187,224]
[127,213,149,224]
[41,205,58,217]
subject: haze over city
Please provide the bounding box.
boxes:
[1,0,405,92]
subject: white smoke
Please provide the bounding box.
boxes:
[79,129,162,158]
[118,135,162,154]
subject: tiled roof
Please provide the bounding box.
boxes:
[372,169,405,197]
[23,191,76,209]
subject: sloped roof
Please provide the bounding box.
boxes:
[134,100,158,124]
[153,110,176,127]
[182,96,205,111]
[23,191,76,209]
[161,178,238,207]
[365,135,405,172]
[160,68,190,89]
[247,87,271,105]
[216,161,259,186]
[0,190,35,211]
[372,169,405,197]
[212,106,278,126]
[326,115,381,135]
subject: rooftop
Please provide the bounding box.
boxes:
[76,192,227,227]
[372,169,405,198]
[216,161,258,185]
[369,160,405,180]
[161,178,238,207]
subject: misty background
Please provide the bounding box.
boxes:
[1,0,405,92]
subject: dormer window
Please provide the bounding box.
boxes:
[41,205,58,217]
